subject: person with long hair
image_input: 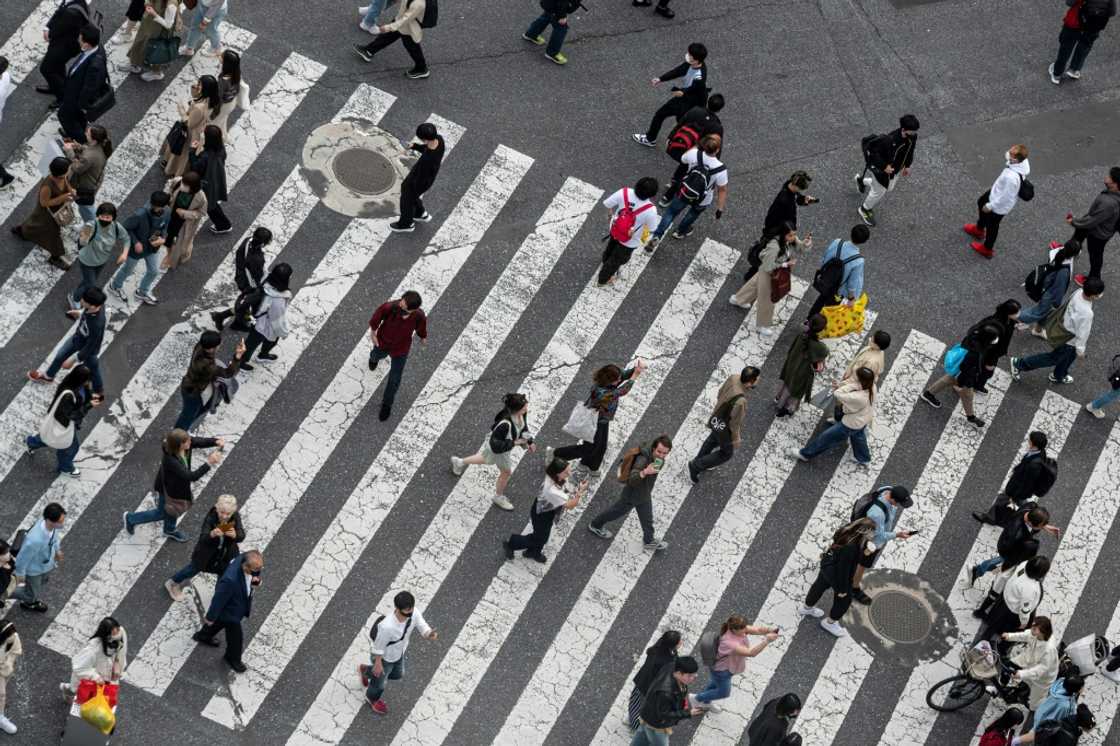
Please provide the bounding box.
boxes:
[162,170,209,269]
[163,75,221,178]
[189,123,231,234]
[775,313,830,416]
[213,49,250,135]
[62,617,127,698]
[211,226,273,331]
[239,263,291,371]
[121,0,180,81]
[799,517,876,636]
[792,366,876,465]
[9,156,75,270]
[175,330,245,431]
[627,630,682,731]
[691,615,778,712]
[63,124,113,223]
[25,365,99,476]
[978,709,1024,746]
[452,393,536,510]
[504,457,586,563]
[1001,617,1060,710]
[552,360,645,480]
[123,428,224,542]
[922,317,1009,428]
[730,221,810,335]
[0,620,21,734]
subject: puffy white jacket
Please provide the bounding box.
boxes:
[253,283,291,341]
[1005,630,1059,708]
[834,380,876,429]
[69,630,128,691]
[985,159,1030,215]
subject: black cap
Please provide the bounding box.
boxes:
[887,485,913,508]
[899,114,920,131]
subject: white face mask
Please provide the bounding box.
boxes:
[684,53,693,65]
[1005,150,1013,164]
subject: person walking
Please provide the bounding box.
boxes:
[964,144,1031,258]
[124,428,224,542]
[174,330,246,431]
[1017,239,1079,336]
[68,202,128,312]
[521,0,582,66]
[976,555,1050,639]
[390,123,446,232]
[0,55,14,189]
[62,617,126,697]
[0,543,16,610]
[691,615,779,712]
[192,550,262,673]
[357,590,438,716]
[1066,166,1120,283]
[238,263,291,371]
[972,431,1058,526]
[774,314,829,416]
[165,493,244,601]
[1011,277,1103,385]
[357,0,389,34]
[688,366,760,483]
[791,367,877,466]
[368,292,427,421]
[9,156,76,270]
[161,171,209,269]
[632,0,675,18]
[57,25,108,142]
[1085,357,1120,418]
[1001,617,1061,710]
[111,190,171,306]
[645,135,727,249]
[63,124,112,223]
[747,693,802,745]
[28,287,107,399]
[855,114,920,227]
[180,0,229,58]
[121,0,180,82]
[352,0,431,78]
[826,330,890,423]
[505,457,587,562]
[211,226,271,331]
[163,76,221,178]
[798,517,876,636]
[806,225,868,320]
[25,366,99,477]
[189,124,232,235]
[1012,676,1085,746]
[847,486,915,603]
[921,317,1009,427]
[763,171,818,234]
[0,621,21,735]
[587,434,673,552]
[11,503,66,613]
[627,631,681,731]
[38,0,91,104]
[659,94,725,205]
[452,393,535,511]
[979,710,1026,746]
[213,50,250,135]
[728,223,809,335]
[553,361,645,479]
[631,43,709,148]
[631,656,703,745]
[971,505,1059,588]
[597,177,661,286]
[1050,0,1116,83]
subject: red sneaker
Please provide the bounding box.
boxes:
[1049,240,1063,250]
[1074,274,1086,286]
[357,663,370,688]
[970,241,993,258]
[27,370,54,383]
[963,223,986,239]
[369,699,388,716]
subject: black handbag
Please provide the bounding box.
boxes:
[165,120,188,156]
[85,79,116,122]
[144,27,181,66]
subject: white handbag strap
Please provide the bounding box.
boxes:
[47,389,74,418]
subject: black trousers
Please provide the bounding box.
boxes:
[645,99,689,141]
[242,327,277,362]
[58,104,88,142]
[39,43,75,101]
[397,181,427,228]
[598,238,634,285]
[805,572,852,620]
[508,504,558,556]
[807,290,837,321]
[209,202,232,232]
[126,0,146,21]
[197,620,244,665]
[554,418,609,471]
[1072,228,1109,279]
[976,191,1004,250]
[361,31,427,69]
[692,430,734,472]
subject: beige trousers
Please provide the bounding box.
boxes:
[731,270,776,327]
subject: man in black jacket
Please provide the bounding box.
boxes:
[764,171,818,233]
[1067,166,1120,282]
[972,431,1057,526]
[29,287,107,398]
[390,123,446,233]
[632,43,709,148]
[38,0,91,103]
[659,94,724,207]
[212,226,273,331]
[58,25,108,142]
[970,505,1060,587]
[747,692,801,745]
[855,114,919,227]
[522,0,583,66]
[634,656,702,744]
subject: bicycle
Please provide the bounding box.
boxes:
[926,640,1029,712]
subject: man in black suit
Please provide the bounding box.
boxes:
[38,0,91,103]
[193,550,263,673]
[58,24,107,142]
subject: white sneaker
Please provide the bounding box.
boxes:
[728,296,750,309]
[1065,69,1081,80]
[758,326,773,337]
[359,21,378,33]
[688,694,707,711]
[643,539,669,552]
[705,701,722,713]
[1100,666,1120,683]
[1048,63,1061,85]
[178,45,195,57]
[0,715,15,735]
[136,289,159,305]
[118,63,142,73]
[59,682,73,698]
[1086,402,1105,419]
[820,618,848,637]
[492,495,514,511]
[165,579,184,602]
[140,70,165,82]
[544,446,554,462]
[788,449,808,462]
[450,456,466,475]
[798,605,824,619]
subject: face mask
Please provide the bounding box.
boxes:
[98,218,112,226]
[1005,150,1013,164]
[684,53,692,65]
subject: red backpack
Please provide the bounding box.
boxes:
[609,189,653,243]
[666,122,703,160]
[978,731,1012,746]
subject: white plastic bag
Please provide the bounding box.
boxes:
[562,401,598,442]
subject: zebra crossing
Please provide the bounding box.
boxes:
[2,9,1120,746]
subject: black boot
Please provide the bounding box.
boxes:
[973,590,999,620]
[211,308,233,330]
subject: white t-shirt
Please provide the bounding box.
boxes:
[536,477,569,514]
[603,188,659,248]
[370,608,432,663]
[678,149,728,207]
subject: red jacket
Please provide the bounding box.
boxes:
[369,301,427,357]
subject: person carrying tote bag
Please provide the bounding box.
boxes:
[25,366,99,476]
[123,428,224,542]
[121,0,181,82]
[551,360,645,482]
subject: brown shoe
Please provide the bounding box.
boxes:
[48,256,71,271]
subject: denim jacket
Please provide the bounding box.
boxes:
[13,520,60,578]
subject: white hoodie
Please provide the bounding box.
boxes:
[985,158,1030,215]
[1062,288,1095,355]
[253,282,291,341]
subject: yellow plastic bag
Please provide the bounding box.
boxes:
[819,293,868,339]
[80,684,116,735]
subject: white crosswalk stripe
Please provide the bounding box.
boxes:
[0,0,67,85]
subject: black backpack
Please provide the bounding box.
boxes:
[234,286,266,320]
[1079,0,1113,32]
[812,240,862,295]
[1109,353,1120,390]
[850,489,890,522]
[708,394,744,442]
[1024,261,1061,302]
[369,613,412,643]
[678,152,725,206]
[860,133,885,164]
[1017,173,1035,202]
[746,235,767,270]
[1035,456,1058,498]
[409,0,438,28]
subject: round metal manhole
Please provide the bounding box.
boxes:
[868,590,933,644]
[331,148,397,195]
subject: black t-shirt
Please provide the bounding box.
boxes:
[404,136,446,192]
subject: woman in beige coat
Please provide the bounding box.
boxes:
[729,222,810,335]
[792,367,875,465]
[162,171,208,269]
[0,621,21,735]
[64,124,113,224]
[162,75,221,178]
[121,0,180,81]
[351,0,430,78]
[1002,617,1060,709]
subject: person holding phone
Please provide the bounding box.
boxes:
[587,434,672,552]
[165,493,245,601]
[504,457,586,563]
[691,615,779,712]
[848,485,913,606]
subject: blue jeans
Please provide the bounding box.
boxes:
[1015,344,1077,381]
[111,252,160,296]
[185,4,227,51]
[695,668,732,704]
[1090,387,1120,411]
[973,556,1003,577]
[171,562,201,584]
[10,572,48,604]
[77,203,96,223]
[361,0,385,26]
[369,348,408,409]
[361,656,404,702]
[1017,300,1056,326]
[70,260,105,305]
[653,195,705,238]
[175,389,206,431]
[27,431,80,473]
[799,420,871,464]
[630,723,670,746]
[125,492,178,534]
[45,337,104,395]
[525,13,568,56]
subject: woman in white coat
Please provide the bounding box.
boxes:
[239,263,291,371]
[62,617,127,697]
[213,50,250,136]
[0,621,22,734]
[1002,616,1060,709]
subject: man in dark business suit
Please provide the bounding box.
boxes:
[192,550,263,673]
[38,0,91,102]
[57,24,107,142]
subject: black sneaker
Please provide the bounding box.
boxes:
[193,632,220,647]
[503,540,515,560]
[19,601,48,613]
[388,221,415,233]
[687,460,700,484]
[208,224,233,235]
[850,587,872,605]
[352,44,374,63]
[210,311,225,331]
[368,357,378,372]
[414,211,433,222]
[239,361,255,371]
[966,415,986,428]
[654,4,675,17]
[969,566,983,588]
[0,173,13,189]
[257,353,278,361]
[524,551,548,564]
[379,403,392,421]
[226,659,248,673]
[672,227,693,239]
[920,391,941,409]
[974,383,989,394]
[854,173,866,194]
[406,66,430,79]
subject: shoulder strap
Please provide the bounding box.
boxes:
[48,389,75,417]
[621,188,631,211]
[842,253,862,265]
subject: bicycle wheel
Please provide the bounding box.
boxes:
[926,673,986,712]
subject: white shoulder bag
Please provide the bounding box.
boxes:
[39,390,76,449]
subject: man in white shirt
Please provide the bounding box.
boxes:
[358,590,437,716]
[0,55,14,187]
[646,135,728,252]
[964,144,1031,258]
[1011,277,1103,385]
[597,177,660,286]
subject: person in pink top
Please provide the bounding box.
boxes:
[690,614,779,712]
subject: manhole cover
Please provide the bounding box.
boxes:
[332,148,397,195]
[869,590,933,644]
